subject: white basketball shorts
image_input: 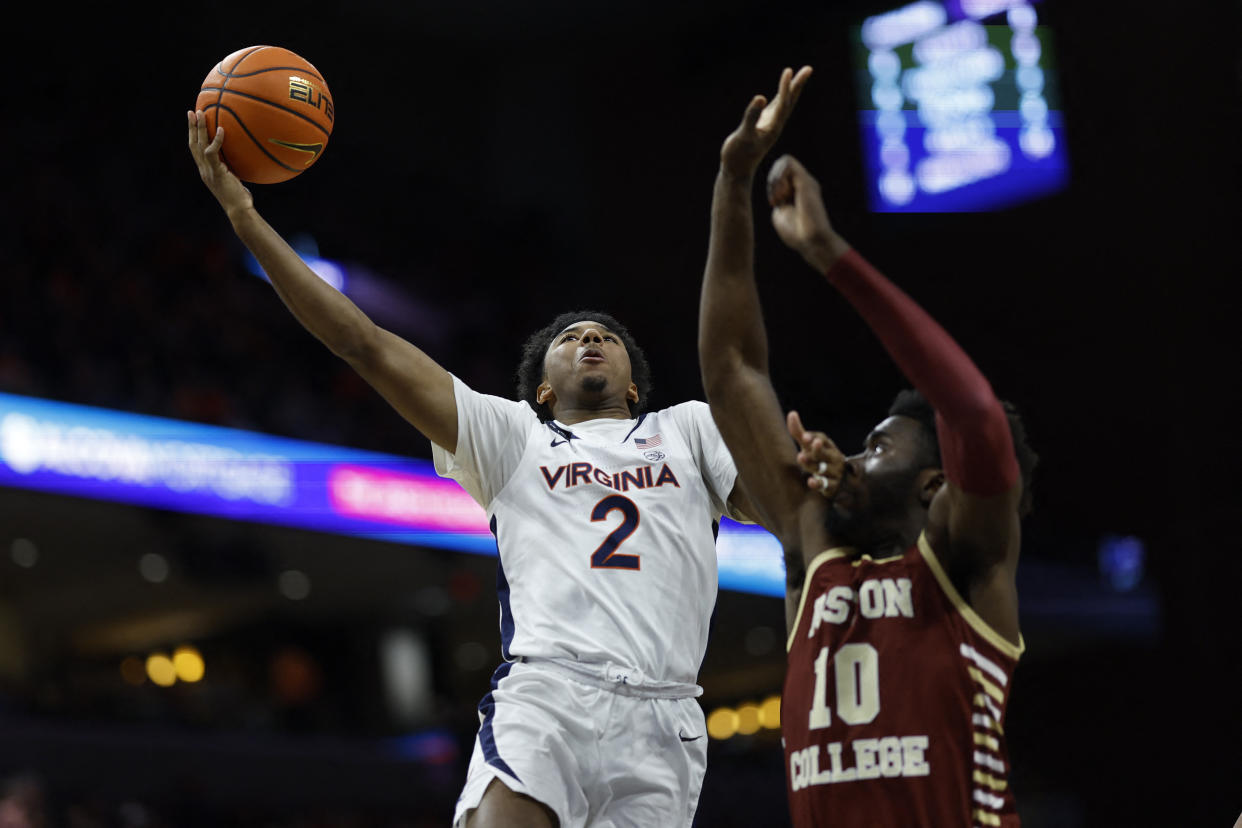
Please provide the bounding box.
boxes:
[452,659,708,828]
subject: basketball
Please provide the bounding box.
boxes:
[195,46,334,184]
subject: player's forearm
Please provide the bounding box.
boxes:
[228,206,377,360]
[699,170,770,390]
[826,250,1018,494]
[700,171,807,540]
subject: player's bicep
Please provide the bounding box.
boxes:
[345,326,458,453]
[927,480,1023,643]
[929,481,1022,569]
[706,366,809,540]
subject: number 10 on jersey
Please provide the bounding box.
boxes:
[809,643,880,729]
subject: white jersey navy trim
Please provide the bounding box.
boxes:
[433,374,742,688]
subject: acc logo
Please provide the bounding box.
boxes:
[643,450,666,462]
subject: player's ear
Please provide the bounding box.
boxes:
[626,382,639,405]
[536,380,556,407]
[918,469,945,509]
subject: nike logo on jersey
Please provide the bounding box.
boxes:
[678,729,703,742]
[545,423,577,449]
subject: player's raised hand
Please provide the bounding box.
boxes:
[187,110,253,218]
[720,66,813,179]
[787,410,846,497]
[767,154,850,274]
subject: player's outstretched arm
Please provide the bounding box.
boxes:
[770,155,1023,644]
[187,110,458,453]
[699,68,823,585]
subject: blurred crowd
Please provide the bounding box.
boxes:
[4,158,413,459]
[1,144,569,465]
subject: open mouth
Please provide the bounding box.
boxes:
[579,349,605,365]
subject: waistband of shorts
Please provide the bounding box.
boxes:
[517,657,703,699]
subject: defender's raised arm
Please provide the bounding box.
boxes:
[187,111,457,452]
[769,153,1026,645]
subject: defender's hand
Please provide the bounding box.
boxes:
[787,410,846,497]
[767,154,849,273]
[188,110,253,218]
[720,66,813,180]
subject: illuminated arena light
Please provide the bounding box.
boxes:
[708,698,784,740]
[146,653,177,687]
[0,392,786,597]
[173,646,206,683]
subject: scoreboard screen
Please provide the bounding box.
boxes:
[854,0,1069,212]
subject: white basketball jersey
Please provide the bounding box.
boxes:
[433,375,740,687]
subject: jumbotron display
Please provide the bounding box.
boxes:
[0,392,785,597]
[855,0,1068,212]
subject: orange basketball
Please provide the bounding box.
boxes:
[195,46,334,184]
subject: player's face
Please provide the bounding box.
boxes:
[827,416,937,543]
[541,320,637,409]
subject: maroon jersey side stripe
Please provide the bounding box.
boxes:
[916,531,1022,828]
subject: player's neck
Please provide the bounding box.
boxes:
[552,400,634,425]
[850,519,923,560]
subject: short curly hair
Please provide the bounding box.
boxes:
[888,388,1040,517]
[515,310,653,421]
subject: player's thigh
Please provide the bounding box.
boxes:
[595,696,708,828]
[455,664,597,827]
[465,778,559,828]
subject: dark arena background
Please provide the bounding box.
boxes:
[1,1,1238,825]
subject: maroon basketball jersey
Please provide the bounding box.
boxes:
[782,533,1022,828]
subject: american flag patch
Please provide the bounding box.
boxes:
[634,434,663,449]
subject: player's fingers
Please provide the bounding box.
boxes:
[813,438,844,462]
[809,473,840,497]
[189,111,204,157]
[812,474,840,497]
[767,155,795,206]
[741,94,767,132]
[809,433,839,456]
[204,126,224,162]
[786,410,812,448]
[775,66,792,106]
[759,68,794,134]
[779,153,810,182]
[788,65,813,106]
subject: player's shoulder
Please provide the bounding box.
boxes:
[452,374,538,418]
[648,399,711,421]
[639,399,714,437]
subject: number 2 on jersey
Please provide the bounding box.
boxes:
[590,494,640,570]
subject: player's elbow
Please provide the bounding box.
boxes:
[699,345,761,399]
[950,383,1005,428]
[333,317,383,366]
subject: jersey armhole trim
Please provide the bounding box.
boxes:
[917,532,1025,661]
[785,547,855,653]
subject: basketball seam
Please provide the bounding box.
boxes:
[213,65,327,84]
[203,102,301,174]
[202,88,332,139]
[213,45,267,170]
